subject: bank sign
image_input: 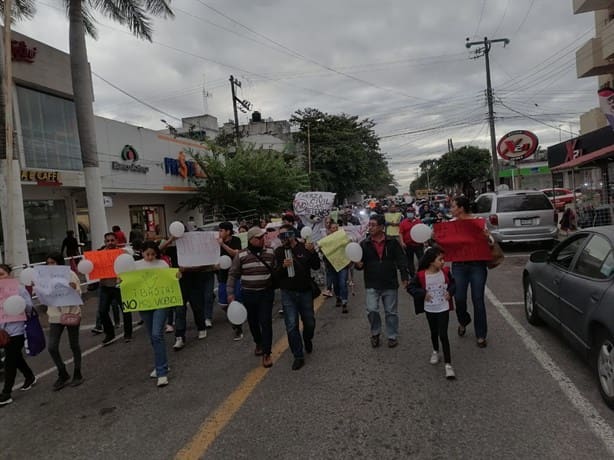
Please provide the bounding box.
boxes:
[111,145,149,174]
[496,130,539,161]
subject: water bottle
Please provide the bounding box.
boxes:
[285,249,295,278]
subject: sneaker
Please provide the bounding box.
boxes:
[430,351,440,365]
[304,339,313,354]
[150,367,170,378]
[102,335,118,347]
[165,324,174,333]
[205,319,213,329]
[278,308,284,317]
[388,338,399,348]
[52,375,70,391]
[157,376,169,387]
[91,327,103,335]
[71,374,84,387]
[370,334,380,348]
[173,337,185,350]
[254,345,264,356]
[445,364,456,380]
[291,358,305,370]
[262,354,273,368]
[342,304,348,314]
[233,329,244,341]
[0,393,13,406]
[198,330,207,340]
[124,336,132,343]
[136,320,144,326]
[335,298,342,308]
[322,289,333,297]
[20,375,37,391]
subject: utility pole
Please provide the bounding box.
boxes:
[229,75,252,147]
[466,36,510,191]
[306,123,312,190]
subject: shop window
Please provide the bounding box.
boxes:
[24,200,69,263]
[17,86,82,171]
[129,205,167,241]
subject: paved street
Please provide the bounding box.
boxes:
[3,247,614,459]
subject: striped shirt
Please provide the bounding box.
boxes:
[227,247,275,294]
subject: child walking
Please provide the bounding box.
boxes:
[407,247,456,380]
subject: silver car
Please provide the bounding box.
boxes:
[474,190,558,244]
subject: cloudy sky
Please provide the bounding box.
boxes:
[14,0,597,190]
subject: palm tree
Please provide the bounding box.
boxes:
[66,0,173,248]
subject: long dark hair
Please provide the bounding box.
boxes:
[417,246,444,271]
[0,263,11,274]
[142,240,161,259]
[46,252,65,265]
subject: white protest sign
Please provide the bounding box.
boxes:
[176,231,220,267]
[293,192,336,222]
[33,265,83,307]
[343,224,369,243]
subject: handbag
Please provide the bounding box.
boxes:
[0,329,10,348]
[60,313,81,327]
[310,277,322,299]
[24,308,46,356]
[488,242,505,269]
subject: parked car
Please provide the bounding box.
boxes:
[523,226,614,409]
[474,190,558,245]
[540,187,581,210]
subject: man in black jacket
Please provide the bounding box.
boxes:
[355,214,408,348]
[274,224,320,370]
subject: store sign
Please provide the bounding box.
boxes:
[121,145,139,161]
[11,40,37,63]
[496,130,539,161]
[21,169,62,186]
[164,150,205,179]
[103,196,114,208]
[112,145,148,173]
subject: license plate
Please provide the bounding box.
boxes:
[520,218,534,226]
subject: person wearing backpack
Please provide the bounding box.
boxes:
[0,264,36,406]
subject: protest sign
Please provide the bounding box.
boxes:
[0,278,26,323]
[385,212,402,237]
[293,192,336,221]
[33,265,83,307]
[120,268,183,312]
[433,219,492,262]
[84,249,124,280]
[343,224,369,243]
[176,231,219,267]
[237,232,248,249]
[318,229,351,272]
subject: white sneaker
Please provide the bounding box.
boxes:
[445,364,456,380]
[173,337,185,350]
[205,319,213,329]
[430,351,439,365]
[157,376,169,387]
[198,330,207,340]
[150,367,170,378]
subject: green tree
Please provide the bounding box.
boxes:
[291,107,394,203]
[66,0,173,247]
[182,143,309,217]
[435,145,491,196]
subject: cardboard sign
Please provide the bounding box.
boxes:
[0,278,27,323]
[433,219,492,262]
[120,268,183,312]
[318,229,351,272]
[33,266,83,307]
[385,212,402,237]
[176,231,219,267]
[84,249,124,280]
[293,192,336,220]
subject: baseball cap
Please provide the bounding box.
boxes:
[247,227,266,240]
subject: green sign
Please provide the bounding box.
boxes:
[120,268,182,312]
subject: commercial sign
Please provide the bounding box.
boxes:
[21,169,62,185]
[112,144,149,173]
[11,40,37,63]
[163,150,205,179]
[496,130,539,161]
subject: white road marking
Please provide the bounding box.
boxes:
[486,287,614,456]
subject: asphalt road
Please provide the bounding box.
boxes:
[3,247,614,459]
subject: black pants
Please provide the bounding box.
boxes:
[242,289,274,355]
[406,245,424,278]
[2,335,34,396]
[99,286,133,339]
[426,311,451,364]
[48,323,81,377]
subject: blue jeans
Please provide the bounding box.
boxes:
[452,261,488,339]
[281,290,315,359]
[326,266,349,303]
[365,288,399,339]
[242,289,275,355]
[140,309,168,377]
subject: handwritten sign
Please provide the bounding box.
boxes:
[318,229,351,272]
[385,212,402,237]
[84,249,124,280]
[0,278,27,323]
[120,268,183,312]
[176,231,219,267]
[433,219,491,262]
[33,266,83,307]
[293,192,336,220]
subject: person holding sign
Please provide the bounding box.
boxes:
[217,222,244,341]
[43,254,84,391]
[355,214,408,349]
[0,264,36,407]
[321,223,350,314]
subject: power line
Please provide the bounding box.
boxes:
[513,0,536,36]
[474,0,487,36]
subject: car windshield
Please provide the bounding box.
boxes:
[497,194,552,212]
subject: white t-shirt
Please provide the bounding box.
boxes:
[134,259,169,270]
[424,271,448,313]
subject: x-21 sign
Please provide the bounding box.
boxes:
[496,130,539,161]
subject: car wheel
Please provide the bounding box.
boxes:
[524,278,542,326]
[594,329,614,410]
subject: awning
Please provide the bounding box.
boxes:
[551,144,614,171]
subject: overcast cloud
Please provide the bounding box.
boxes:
[14,0,596,190]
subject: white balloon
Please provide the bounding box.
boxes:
[345,242,363,262]
[227,301,247,325]
[300,226,313,239]
[410,223,432,244]
[113,253,136,274]
[218,255,232,270]
[169,221,185,238]
[77,259,94,275]
[3,295,26,315]
[19,267,35,286]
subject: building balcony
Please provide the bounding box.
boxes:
[574,0,614,14]
[577,37,614,77]
[603,19,614,58]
